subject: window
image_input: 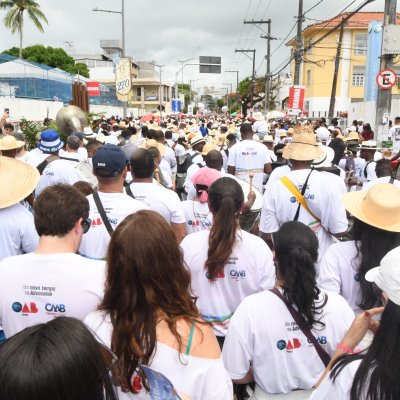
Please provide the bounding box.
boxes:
[352,66,365,86]
[354,33,368,55]
[136,87,141,96]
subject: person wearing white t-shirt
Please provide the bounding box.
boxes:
[85,210,233,400]
[59,135,87,162]
[126,148,186,242]
[357,141,379,183]
[362,158,400,190]
[181,167,220,234]
[34,130,81,196]
[0,184,105,338]
[79,144,149,260]
[318,184,400,315]
[220,133,237,172]
[260,128,348,269]
[181,177,275,343]
[0,157,40,262]
[223,221,354,398]
[389,116,400,154]
[227,123,272,192]
[312,247,400,400]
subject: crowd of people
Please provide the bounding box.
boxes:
[1,110,400,399]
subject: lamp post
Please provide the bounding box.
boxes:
[189,79,201,103]
[223,83,233,114]
[154,64,165,120]
[177,57,196,98]
[93,0,127,115]
[225,70,239,92]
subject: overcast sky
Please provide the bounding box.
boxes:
[0,0,387,93]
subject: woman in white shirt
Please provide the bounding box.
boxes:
[222,221,354,399]
[181,177,275,347]
[318,184,400,314]
[84,210,232,400]
[311,246,400,399]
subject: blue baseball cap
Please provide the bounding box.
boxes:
[37,129,64,153]
[92,144,127,177]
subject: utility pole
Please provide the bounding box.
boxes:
[235,49,256,110]
[244,19,278,115]
[294,0,304,86]
[328,19,345,120]
[375,0,397,138]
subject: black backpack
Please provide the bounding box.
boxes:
[177,152,200,174]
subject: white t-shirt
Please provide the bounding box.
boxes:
[252,120,269,134]
[222,289,354,394]
[361,160,377,182]
[0,252,105,338]
[181,200,213,234]
[0,204,39,262]
[59,149,86,161]
[184,161,205,195]
[318,240,372,315]
[84,311,233,400]
[363,176,400,190]
[125,182,185,225]
[35,159,81,196]
[310,360,362,399]
[79,192,149,260]
[163,146,177,170]
[220,147,229,172]
[159,159,173,188]
[265,164,291,189]
[227,140,271,192]
[389,124,400,152]
[260,169,348,268]
[174,143,186,157]
[181,229,275,337]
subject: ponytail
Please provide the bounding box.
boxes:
[205,178,244,281]
[274,221,326,329]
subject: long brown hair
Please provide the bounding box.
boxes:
[99,210,200,393]
[205,177,244,280]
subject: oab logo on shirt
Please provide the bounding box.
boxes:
[12,301,38,315]
[276,338,301,351]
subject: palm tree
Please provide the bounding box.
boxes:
[0,0,48,58]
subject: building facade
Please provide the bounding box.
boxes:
[287,12,400,118]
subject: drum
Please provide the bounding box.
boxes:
[235,177,263,232]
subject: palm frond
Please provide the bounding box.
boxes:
[26,7,47,31]
[3,8,20,33]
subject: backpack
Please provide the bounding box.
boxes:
[177,152,200,174]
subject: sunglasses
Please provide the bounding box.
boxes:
[81,218,92,234]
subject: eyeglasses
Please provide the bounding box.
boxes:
[81,218,91,234]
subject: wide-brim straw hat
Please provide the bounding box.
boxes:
[283,129,324,161]
[0,135,25,151]
[253,112,264,121]
[342,183,400,232]
[356,141,379,151]
[190,135,206,147]
[201,143,216,156]
[140,139,166,157]
[311,145,334,168]
[345,132,360,142]
[262,135,274,143]
[0,156,40,208]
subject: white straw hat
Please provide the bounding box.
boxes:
[0,156,40,208]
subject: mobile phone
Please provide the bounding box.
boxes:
[4,108,9,113]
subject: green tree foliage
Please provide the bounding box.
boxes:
[0,0,48,58]
[3,45,90,78]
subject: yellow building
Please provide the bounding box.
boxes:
[287,12,400,119]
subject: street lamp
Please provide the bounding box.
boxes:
[189,79,201,103]
[177,57,196,98]
[93,1,127,116]
[154,64,165,119]
[222,83,233,114]
[93,1,125,57]
[225,70,239,92]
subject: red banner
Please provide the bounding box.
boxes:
[288,86,305,110]
[87,82,100,97]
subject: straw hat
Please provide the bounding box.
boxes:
[95,132,106,144]
[356,141,379,151]
[311,145,334,168]
[342,184,400,232]
[0,135,25,151]
[262,135,274,143]
[345,132,360,142]
[280,131,288,138]
[190,135,206,147]
[282,126,324,161]
[201,143,216,156]
[209,129,218,137]
[140,139,166,157]
[0,156,40,208]
[252,112,264,121]
[215,134,226,146]
[253,134,260,141]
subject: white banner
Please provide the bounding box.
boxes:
[115,58,132,96]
